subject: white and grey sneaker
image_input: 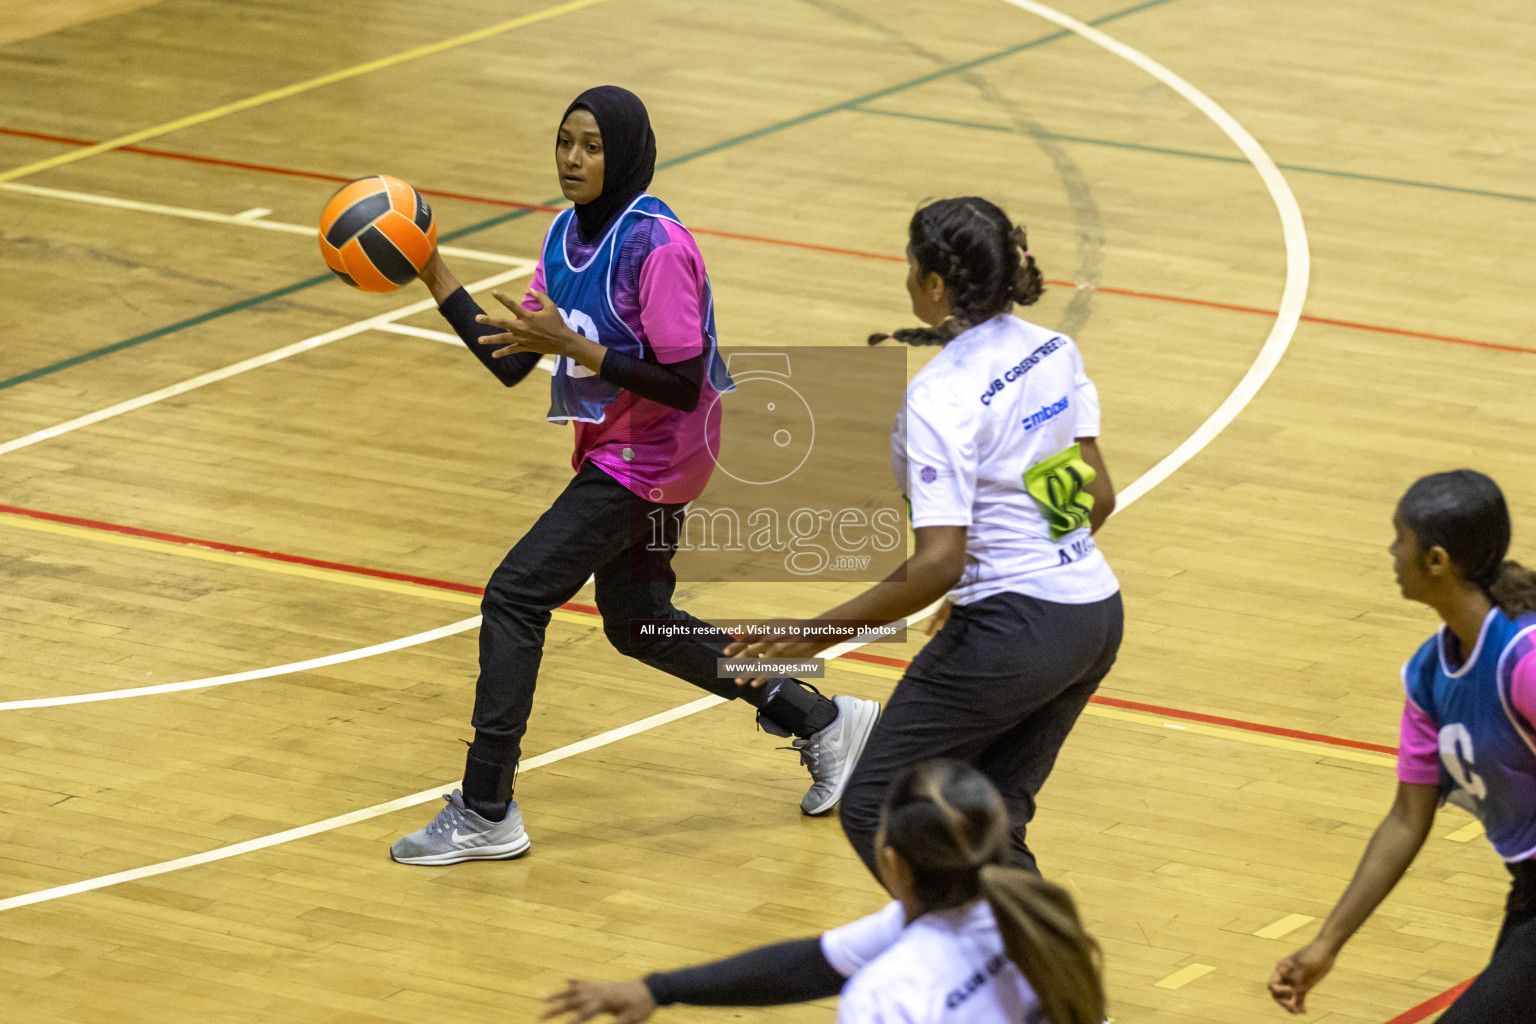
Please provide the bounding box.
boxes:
[794,695,881,816]
[389,789,531,865]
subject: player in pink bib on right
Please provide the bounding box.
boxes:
[1270,470,1536,1020]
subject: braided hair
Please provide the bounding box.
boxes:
[870,197,1044,347]
[879,760,1105,1024]
[1399,470,1536,616]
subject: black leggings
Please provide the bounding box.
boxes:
[1435,859,1536,1022]
[838,589,1124,875]
[463,462,834,807]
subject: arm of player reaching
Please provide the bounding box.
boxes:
[1268,780,1439,1014]
[1078,437,1115,533]
[724,525,968,683]
[540,938,846,1024]
[417,250,542,388]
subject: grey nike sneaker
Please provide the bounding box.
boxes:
[795,695,881,816]
[390,789,530,865]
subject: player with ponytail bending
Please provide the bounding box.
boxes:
[1270,470,1536,1020]
[729,198,1123,876]
[542,759,1106,1024]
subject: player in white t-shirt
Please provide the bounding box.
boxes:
[541,760,1105,1024]
[725,198,1123,876]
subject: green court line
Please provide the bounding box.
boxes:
[0,0,1175,393]
[853,105,1536,205]
[0,274,334,391]
[656,0,1179,171]
[0,205,552,394]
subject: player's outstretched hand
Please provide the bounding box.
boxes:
[541,979,656,1024]
[724,618,822,686]
[476,289,580,359]
[1268,941,1335,1014]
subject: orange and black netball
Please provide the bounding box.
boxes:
[317,174,436,293]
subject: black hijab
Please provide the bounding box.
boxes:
[561,85,657,243]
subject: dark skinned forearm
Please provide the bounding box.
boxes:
[1315,784,1438,954]
[806,554,960,632]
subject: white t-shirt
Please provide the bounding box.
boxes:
[890,314,1118,606]
[822,900,1044,1024]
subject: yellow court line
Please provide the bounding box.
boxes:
[1153,963,1216,990]
[1253,913,1315,940]
[829,658,906,680]
[1085,705,1397,768]
[0,512,596,627]
[0,0,612,185]
[1445,818,1486,843]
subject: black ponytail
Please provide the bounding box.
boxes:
[880,761,1105,1024]
[1492,562,1536,616]
[870,198,1043,348]
[1400,470,1536,615]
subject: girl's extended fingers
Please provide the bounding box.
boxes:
[475,312,520,330]
[539,992,577,1021]
[490,290,534,315]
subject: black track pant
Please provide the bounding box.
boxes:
[1436,859,1536,1022]
[839,589,1124,875]
[463,462,833,809]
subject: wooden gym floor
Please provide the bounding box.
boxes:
[1,1,1533,1021]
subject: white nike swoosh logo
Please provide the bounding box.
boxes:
[450,829,478,844]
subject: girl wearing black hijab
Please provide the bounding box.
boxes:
[390,86,880,865]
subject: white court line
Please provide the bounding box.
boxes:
[0,265,535,458]
[372,321,561,374]
[997,0,1311,513]
[1,0,1309,911]
[0,695,725,913]
[0,181,532,267]
[0,617,482,712]
[372,322,463,344]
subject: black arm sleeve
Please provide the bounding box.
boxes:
[437,287,542,388]
[642,938,845,1007]
[599,349,704,412]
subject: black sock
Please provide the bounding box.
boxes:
[463,748,516,822]
[759,680,839,739]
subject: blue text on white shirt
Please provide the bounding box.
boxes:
[979,337,1065,405]
[1022,396,1069,432]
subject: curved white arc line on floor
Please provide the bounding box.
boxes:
[0,617,483,711]
[0,3,1309,910]
[996,0,1310,512]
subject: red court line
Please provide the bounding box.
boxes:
[1,500,1401,759]
[6,125,1531,354]
[0,126,562,213]
[1383,977,1475,1023]
[1089,284,1536,356]
[1092,695,1397,754]
[0,126,898,263]
[843,650,911,668]
[0,500,609,615]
